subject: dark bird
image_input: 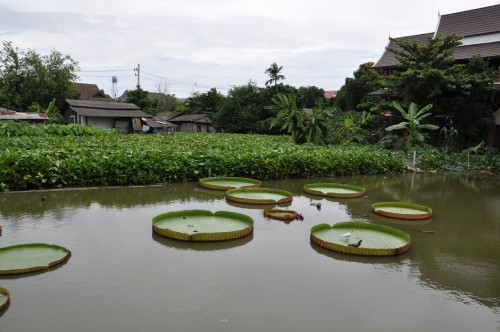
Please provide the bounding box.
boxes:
[348,240,362,248]
[316,203,321,211]
[297,214,304,221]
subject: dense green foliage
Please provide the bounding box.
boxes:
[335,62,381,112]
[0,41,79,111]
[384,35,497,145]
[0,120,118,137]
[0,131,405,191]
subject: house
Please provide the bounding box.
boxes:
[64,99,151,134]
[373,4,500,147]
[156,112,217,133]
[73,83,110,100]
[0,106,49,123]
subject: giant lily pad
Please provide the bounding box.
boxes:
[263,209,299,221]
[310,221,411,256]
[371,202,432,220]
[303,183,366,198]
[152,209,254,241]
[0,243,71,275]
[199,177,262,190]
[0,287,9,311]
[225,188,293,205]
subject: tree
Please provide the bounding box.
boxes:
[0,41,80,111]
[386,34,464,108]
[297,86,326,108]
[335,62,381,112]
[269,93,306,144]
[27,98,65,124]
[185,88,225,115]
[264,62,285,90]
[440,56,497,143]
[124,86,155,115]
[213,81,268,133]
[385,101,439,149]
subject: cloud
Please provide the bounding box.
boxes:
[1,0,499,97]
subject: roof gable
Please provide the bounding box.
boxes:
[373,33,432,68]
[73,83,109,100]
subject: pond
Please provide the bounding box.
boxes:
[0,173,499,332]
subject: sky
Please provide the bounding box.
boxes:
[1,0,499,99]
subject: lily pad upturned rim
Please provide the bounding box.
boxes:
[263,209,298,221]
[303,183,366,198]
[0,243,71,275]
[0,287,9,311]
[199,176,262,190]
[225,187,293,205]
[152,209,254,242]
[310,221,412,256]
[371,201,432,220]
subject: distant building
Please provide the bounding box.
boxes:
[64,99,151,134]
[73,83,110,100]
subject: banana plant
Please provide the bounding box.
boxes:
[269,93,306,144]
[385,101,439,149]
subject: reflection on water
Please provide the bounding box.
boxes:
[0,173,499,332]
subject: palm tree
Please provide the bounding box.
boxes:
[265,62,285,89]
[269,93,306,144]
[385,101,439,149]
[304,100,331,145]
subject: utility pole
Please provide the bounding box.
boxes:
[134,64,141,88]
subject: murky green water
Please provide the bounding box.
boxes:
[0,173,499,332]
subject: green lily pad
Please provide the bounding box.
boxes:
[371,202,432,219]
[225,188,293,205]
[152,210,254,241]
[311,221,411,256]
[199,177,262,190]
[0,243,71,275]
[303,183,366,198]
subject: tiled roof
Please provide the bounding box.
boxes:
[373,33,432,68]
[66,99,140,110]
[324,90,337,99]
[436,4,500,37]
[66,99,151,118]
[155,112,185,121]
[73,83,109,100]
[170,113,212,123]
[454,41,500,60]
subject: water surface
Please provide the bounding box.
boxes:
[0,174,499,332]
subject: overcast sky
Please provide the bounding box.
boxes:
[1,0,498,98]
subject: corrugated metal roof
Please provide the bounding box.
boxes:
[69,106,151,118]
[373,33,432,68]
[66,99,140,110]
[436,4,500,37]
[0,112,49,121]
[142,117,178,128]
